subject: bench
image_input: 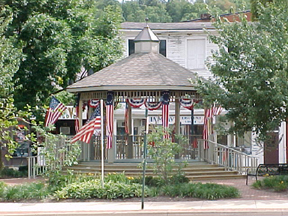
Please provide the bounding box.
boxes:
[246,163,288,185]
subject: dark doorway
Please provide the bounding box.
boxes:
[264,132,279,164]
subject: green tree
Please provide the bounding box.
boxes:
[166,0,193,22]
[4,0,123,115]
[0,7,23,169]
[147,127,187,184]
[122,1,171,22]
[196,3,288,139]
[250,0,288,20]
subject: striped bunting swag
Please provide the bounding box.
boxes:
[127,98,146,108]
[106,92,114,149]
[145,101,162,110]
[179,98,195,110]
[89,99,100,108]
[71,106,101,144]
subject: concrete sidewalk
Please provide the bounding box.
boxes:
[1,177,288,215]
[0,200,288,215]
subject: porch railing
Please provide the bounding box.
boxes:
[198,139,258,174]
[112,135,201,160]
[27,136,75,179]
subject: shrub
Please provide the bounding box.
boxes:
[0,181,7,197]
[105,172,130,184]
[252,175,288,192]
[131,175,188,187]
[0,167,27,178]
[252,180,263,189]
[160,182,240,200]
[54,179,151,200]
[146,127,188,184]
[169,174,190,185]
[1,183,49,201]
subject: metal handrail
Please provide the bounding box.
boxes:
[198,139,258,174]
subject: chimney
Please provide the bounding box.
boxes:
[200,13,211,20]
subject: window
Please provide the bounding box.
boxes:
[128,39,166,57]
[187,39,206,69]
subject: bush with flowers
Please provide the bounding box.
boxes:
[252,175,288,192]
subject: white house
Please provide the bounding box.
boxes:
[119,21,287,164]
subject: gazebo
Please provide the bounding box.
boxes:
[66,25,200,163]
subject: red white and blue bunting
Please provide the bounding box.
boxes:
[144,101,162,110]
[126,98,146,108]
[179,98,195,110]
[88,99,100,108]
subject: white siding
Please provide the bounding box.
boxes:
[166,36,186,67]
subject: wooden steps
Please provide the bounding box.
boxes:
[63,161,245,181]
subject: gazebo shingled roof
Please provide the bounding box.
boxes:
[67,52,197,92]
[66,24,200,102]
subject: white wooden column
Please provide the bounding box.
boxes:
[175,98,180,159]
[88,105,93,161]
[78,95,85,161]
[127,103,133,158]
[108,118,116,163]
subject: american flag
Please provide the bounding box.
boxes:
[106,92,114,149]
[202,104,223,149]
[212,104,223,116]
[192,137,198,149]
[203,108,212,149]
[44,96,66,127]
[71,106,101,144]
[162,91,170,139]
[124,102,130,134]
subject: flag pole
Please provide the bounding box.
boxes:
[141,108,148,210]
[100,99,104,188]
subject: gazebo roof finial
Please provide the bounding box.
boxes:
[145,17,149,26]
[134,20,159,43]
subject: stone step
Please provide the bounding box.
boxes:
[61,170,244,181]
[188,174,245,181]
[65,166,225,172]
[62,161,243,180]
[63,169,237,176]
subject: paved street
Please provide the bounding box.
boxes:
[1,200,288,216]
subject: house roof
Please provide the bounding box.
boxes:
[121,22,215,31]
[66,52,197,93]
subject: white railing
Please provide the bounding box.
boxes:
[198,139,258,174]
[27,136,76,179]
[27,155,47,179]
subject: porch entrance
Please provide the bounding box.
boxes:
[264,132,279,164]
[82,134,201,162]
